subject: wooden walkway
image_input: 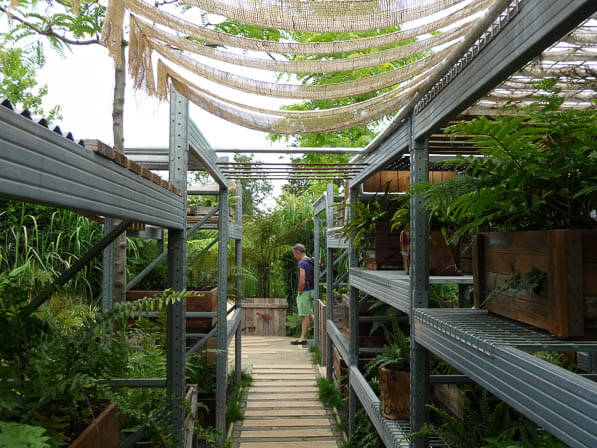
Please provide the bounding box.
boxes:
[229,336,341,448]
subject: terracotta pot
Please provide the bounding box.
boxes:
[69,403,120,448]
[378,368,410,420]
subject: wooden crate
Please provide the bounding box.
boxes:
[401,230,461,275]
[473,230,597,338]
[69,403,120,448]
[364,222,403,270]
[433,384,465,420]
[126,288,218,330]
[242,298,288,336]
[362,170,456,193]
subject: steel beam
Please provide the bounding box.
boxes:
[227,309,241,345]
[325,184,335,382]
[234,186,243,385]
[167,87,188,448]
[215,147,363,154]
[348,186,359,437]
[188,120,228,187]
[327,320,349,364]
[349,124,410,188]
[313,192,327,216]
[101,378,167,388]
[414,0,596,138]
[126,250,168,291]
[415,319,597,448]
[313,213,321,358]
[216,184,229,442]
[0,107,184,228]
[409,122,430,448]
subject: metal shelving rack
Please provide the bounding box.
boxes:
[314,1,597,447]
[0,86,242,447]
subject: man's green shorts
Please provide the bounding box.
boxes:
[297,290,315,316]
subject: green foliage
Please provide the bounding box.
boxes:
[316,377,344,411]
[186,354,218,395]
[429,284,459,308]
[0,421,50,448]
[343,190,406,250]
[343,410,383,448]
[416,390,567,448]
[226,369,252,423]
[232,154,273,216]
[365,330,410,375]
[0,0,105,119]
[285,312,303,338]
[0,45,61,122]
[0,273,187,447]
[414,84,597,242]
[0,203,103,300]
[406,174,481,243]
[482,267,547,308]
[309,344,322,365]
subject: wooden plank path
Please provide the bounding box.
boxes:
[229,337,341,448]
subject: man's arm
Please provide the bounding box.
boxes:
[298,268,306,294]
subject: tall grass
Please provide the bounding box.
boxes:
[0,205,103,299]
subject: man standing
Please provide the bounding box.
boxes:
[291,243,314,345]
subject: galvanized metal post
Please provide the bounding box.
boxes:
[325,184,335,381]
[348,186,359,437]
[216,184,229,442]
[409,113,430,448]
[167,86,188,448]
[102,217,114,312]
[235,186,242,385]
[313,213,321,359]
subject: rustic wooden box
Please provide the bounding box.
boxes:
[362,170,456,193]
[69,403,120,448]
[126,288,218,330]
[364,222,404,270]
[473,230,597,338]
[242,298,288,336]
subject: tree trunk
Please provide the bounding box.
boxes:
[257,263,270,298]
[113,44,127,303]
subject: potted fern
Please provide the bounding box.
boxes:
[365,331,410,420]
[342,190,407,270]
[414,82,597,337]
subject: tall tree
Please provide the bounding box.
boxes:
[233,153,273,216]
[0,0,105,120]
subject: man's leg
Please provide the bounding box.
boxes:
[300,315,310,341]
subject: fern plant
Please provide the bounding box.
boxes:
[365,330,410,376]
[406,81,597,243]
[342,190,406,250]
[0,276,187,447]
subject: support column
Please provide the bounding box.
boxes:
[313,213,321,360]
[216,185,229,442]
[325,184,334,380]
[409,113,430,448]
[102,217,114,312]
[167,86,188,448]
[347,186,359,437]
[235,186,242,386]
